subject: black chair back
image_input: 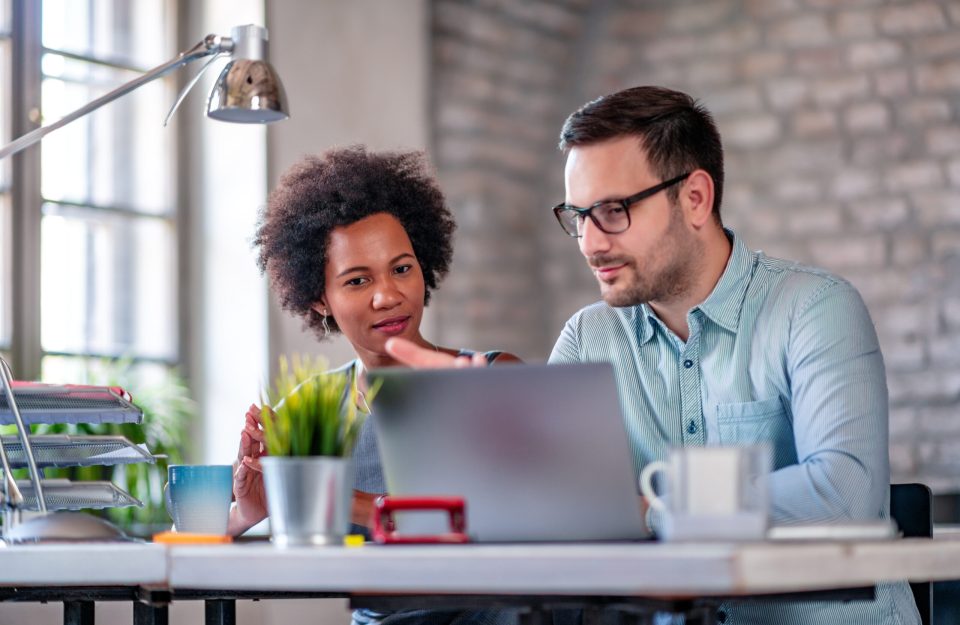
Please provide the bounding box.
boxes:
[890,483,933,625]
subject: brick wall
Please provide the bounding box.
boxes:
[430,0,960,492]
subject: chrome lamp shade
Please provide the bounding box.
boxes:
[208,58,289,123]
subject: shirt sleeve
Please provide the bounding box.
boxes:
[548,312,583,364]
[769,280,889,524]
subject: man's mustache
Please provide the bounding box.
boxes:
[588,255,632,269]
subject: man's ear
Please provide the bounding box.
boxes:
[681,170,715,229]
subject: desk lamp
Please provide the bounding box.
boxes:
[0,24,288,542]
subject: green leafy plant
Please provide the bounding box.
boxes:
[260,355,370,457]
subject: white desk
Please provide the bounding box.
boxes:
[168,537,960,597]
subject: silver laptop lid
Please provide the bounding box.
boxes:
[368,363,648,542]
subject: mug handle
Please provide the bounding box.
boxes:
[163,482,175,529]
[639,460,669,512]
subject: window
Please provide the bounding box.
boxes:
[0,0,11,353]
[5,0,178,382]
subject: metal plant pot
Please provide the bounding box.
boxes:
[260,456,352,547]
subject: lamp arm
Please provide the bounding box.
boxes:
[0,33,235,161]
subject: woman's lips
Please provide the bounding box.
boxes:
[372,316,411,335]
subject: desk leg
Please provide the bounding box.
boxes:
[63,600,94,625]
[205,599,236,625]
[134,600,168,625]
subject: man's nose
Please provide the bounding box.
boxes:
[578,216,612,258]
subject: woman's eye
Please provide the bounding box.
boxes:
[345,277,368,287]
[395,264,412,275]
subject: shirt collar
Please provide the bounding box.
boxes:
[635,228,755,343]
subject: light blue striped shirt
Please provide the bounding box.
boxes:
[549,230,919,625]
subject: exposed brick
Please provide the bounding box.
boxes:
[831,169,880,200]
[785,205,843,235]
[889,407,919,440]
[812,74,871,107]
[927,127,960,155]
[768,14,833,47]
[809,233,886,269]
[744,0,801,18]
[948,159,960,187]
[950,3,960,24]
[665,1,738,33]
[891,234,928,266]
[476,0,583,36]
[703,86,765,116]
[878,2,948,35]
[875,303,934,338]
[873,68,912,98]
[721,115,781,149]
[844,102,891,134]
[848,198,910,229]
[832,9,876,38]
[915,60,960,93]
[683,59,738,87]
[739,51,788,80]
[772,178,822,203]
[933,231,960,258]
[943,297,960,331]
[884,162,944,192]
[911,32,960,59]
[604,8,667,38]
[851,133,912,166]
[889,442,917,475]
[846,269,913,304]
[791,109,838,137]
[793,48,846,75]
[913,191,960,226]
[765,78,810,111]
[897,98,953,126]
[887,370,960,404]
[766,140,845,174]
[804,0,885,7]
[848,40,903,69]
[643,35,701,63]
[929,334,960,367]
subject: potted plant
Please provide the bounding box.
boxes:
[259,355,369,547]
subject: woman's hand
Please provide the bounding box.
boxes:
[352,490,380,529]
[227,403,269,536]
[385,338,488,368]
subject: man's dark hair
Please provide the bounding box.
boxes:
[559,86,724,222]
[254,146,455,339]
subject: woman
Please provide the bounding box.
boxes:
[228,146,520,538]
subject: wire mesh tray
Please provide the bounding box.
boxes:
[1,435,159,469]
[0,385,143,425]
[14,479,143,511]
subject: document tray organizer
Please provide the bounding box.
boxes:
[0,385,143,425]
[15,479,142,511]
[2,435,159,468]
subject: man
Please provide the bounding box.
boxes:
[388,86,918,625]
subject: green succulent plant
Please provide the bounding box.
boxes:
[260,355,370,458]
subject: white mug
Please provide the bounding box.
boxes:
[639,445,771,541]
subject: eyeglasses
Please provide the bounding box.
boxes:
[552,173,691,238]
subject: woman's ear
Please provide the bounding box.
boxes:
[311,301,329,317]
[681,169,715,229]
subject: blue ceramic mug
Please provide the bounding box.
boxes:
[165,464,233,534]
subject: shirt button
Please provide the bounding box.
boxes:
[687,421,697,434]
[683,359,693,368]
[717,610,727,623]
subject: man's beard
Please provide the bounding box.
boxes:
[591,208,700,308]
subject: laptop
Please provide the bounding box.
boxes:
[367,362,650,542]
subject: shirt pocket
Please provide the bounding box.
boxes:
[716,396,798,470]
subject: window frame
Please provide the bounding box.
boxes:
[6,0,182,381]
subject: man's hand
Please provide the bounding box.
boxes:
[386,338,488,368]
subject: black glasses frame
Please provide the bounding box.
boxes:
[552,172,691,238]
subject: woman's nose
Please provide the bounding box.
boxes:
[372,282,402,309]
